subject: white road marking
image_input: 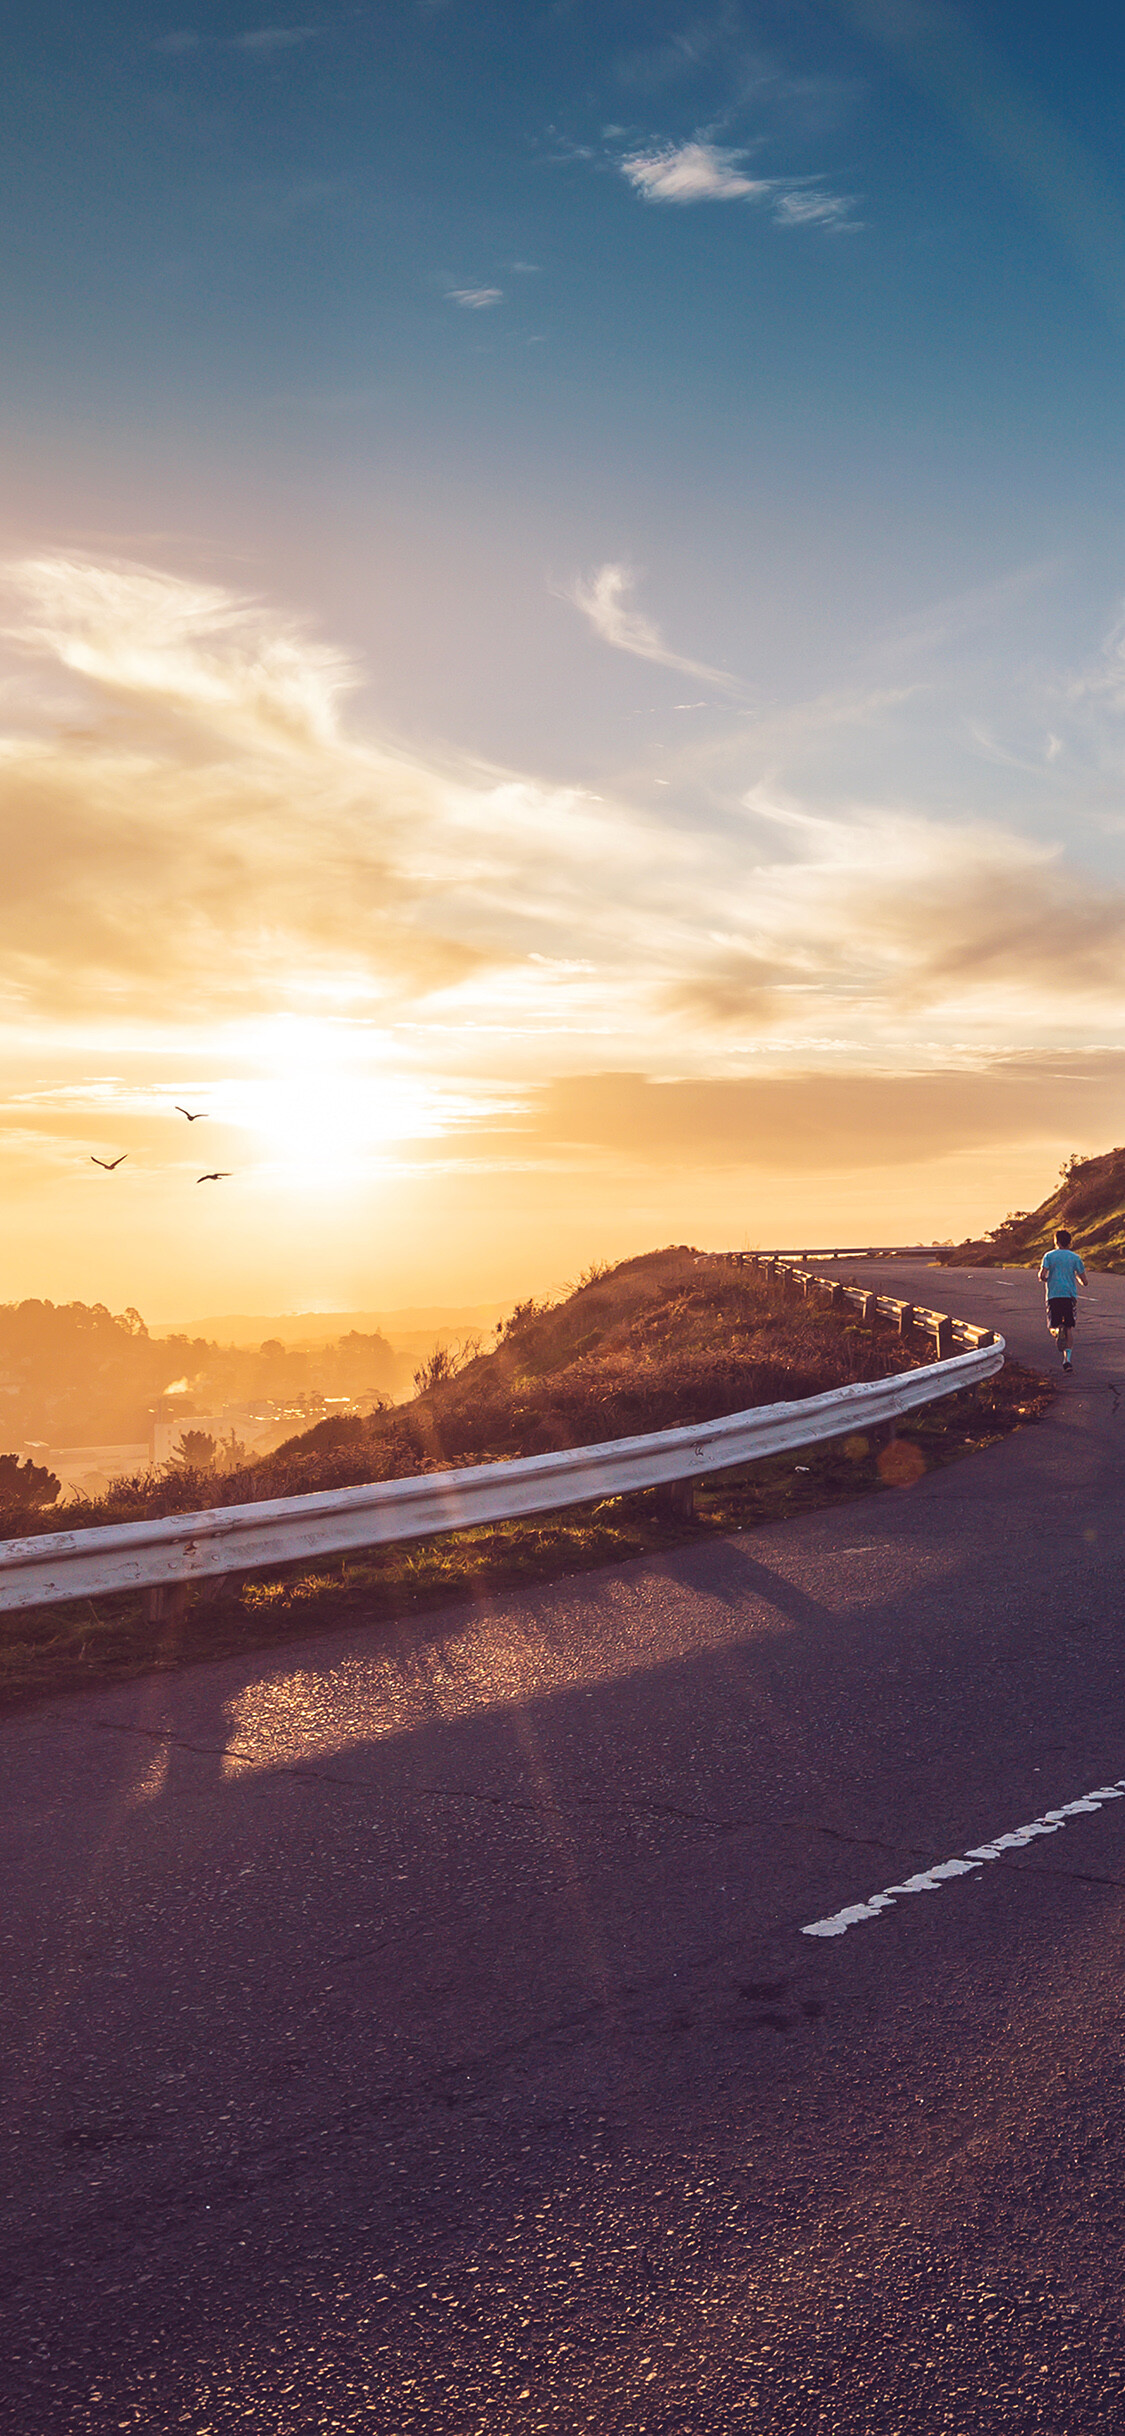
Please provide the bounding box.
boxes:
[801,1778,1125,1938]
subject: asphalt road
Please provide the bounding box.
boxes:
[5,1261,1125,2433]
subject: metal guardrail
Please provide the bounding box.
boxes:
[728,1252,999,1365]
[0,1260,1003,1617]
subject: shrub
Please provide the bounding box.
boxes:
[0,1453,61,1510]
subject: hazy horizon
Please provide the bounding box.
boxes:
[5,3,1125,1311]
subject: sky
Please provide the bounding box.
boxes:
[5,0,1125,1319]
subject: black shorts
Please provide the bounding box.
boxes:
[1047,1297,1076,1331]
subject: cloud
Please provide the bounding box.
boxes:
[0,555,693,1040]
[155,24,319,55]
[665,791,1125,1033]
[0,558,483,1021]
[522,1055,1125,1172]
[567,562,746,692]
[232,25,319,52]
[4,552,1125,1098]
[446,287,503,309]
[772,186,858,228]
[619,139,770,203]
[612,138,857,228]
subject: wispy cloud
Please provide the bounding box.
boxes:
[612,135,857,227]
[152,25,319,57]
[772,186,858,228]
[3,554,1122,1099]
[523,1053,1125,1172]
[665,789,1125,1034]
[620,140,769,203]
[567,562,747,693]
[232,25,319,52]
[446,286,503,309]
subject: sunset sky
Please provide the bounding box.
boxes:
[6,1,1125,1318]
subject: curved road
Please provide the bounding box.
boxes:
[5,1262,1125,2432]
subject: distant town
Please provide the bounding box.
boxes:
[0,1296,510,1501]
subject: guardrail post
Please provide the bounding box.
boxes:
[829,1283,844,1308]
[659,1477,696,1520]
[897,1304,915,1338]
[145,1580,190,1625]
[861,1292,877,1323]
[934,1315,953,1360]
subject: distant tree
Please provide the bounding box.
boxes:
[0,1453,61,1509]
[170,1429,217,1470]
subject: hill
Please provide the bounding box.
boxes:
[1,1246,921,1535]
[938,1147,1125,1269]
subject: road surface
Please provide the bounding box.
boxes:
[4,1261,1125,2432]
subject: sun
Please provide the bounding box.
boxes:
[220,1017,474,1184]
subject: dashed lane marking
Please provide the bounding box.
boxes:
[801,1777,1125,1938]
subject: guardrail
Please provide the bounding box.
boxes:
[735,1245,953,1264]
[0,1263,1002,1618]
[728,1253,999,1366]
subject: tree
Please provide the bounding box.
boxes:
[170,1430,217,1470]
[0,1453,61,1508]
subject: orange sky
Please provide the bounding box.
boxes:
[3,554,1124,1320]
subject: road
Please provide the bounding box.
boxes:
[4,1261,1125,2432]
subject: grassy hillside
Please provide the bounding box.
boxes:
[0,1245,1051,1711]
[938,1147,1125,1269]
[0,1246,918,1537]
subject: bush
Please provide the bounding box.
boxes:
[0,1453,61,1512]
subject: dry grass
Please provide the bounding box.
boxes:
[0,1244,1052,1713]
[0,1247,922,1539]
[940,1143,1125,1272]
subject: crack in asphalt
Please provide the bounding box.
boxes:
[88,1718,1125,1900]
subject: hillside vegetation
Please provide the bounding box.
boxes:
[0,1247,1051,1711]
[939,1147,1125,1270]
[0,1247,918,1537]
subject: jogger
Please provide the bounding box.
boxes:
[1038,1228,1087,1369]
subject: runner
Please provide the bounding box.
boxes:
[1038,1227,1087,1370]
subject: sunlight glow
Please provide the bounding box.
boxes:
[220,1017,515,1183]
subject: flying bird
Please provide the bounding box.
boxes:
[197,1171,231,1183]
[91,1154,127,1170]
[176,1106,209,1122]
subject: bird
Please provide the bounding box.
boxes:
[91,1154,127,1170]
[197,1171,231,1183]
[176,1106,209,1122]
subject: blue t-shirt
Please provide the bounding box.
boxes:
[1040,1247,1086,1299]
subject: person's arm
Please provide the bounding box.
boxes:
[1037,1258,1049,1282]
[1077,1260,1088,1291]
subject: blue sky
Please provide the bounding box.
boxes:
[4,2,1125,1309]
